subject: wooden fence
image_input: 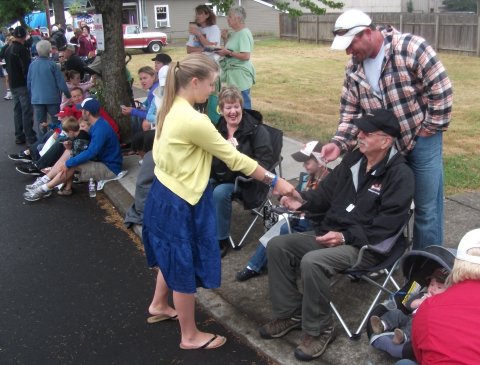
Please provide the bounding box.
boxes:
[279,12,480,56]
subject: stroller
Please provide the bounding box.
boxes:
[367,245,456,360]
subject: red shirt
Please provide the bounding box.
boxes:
[412,280,480,364]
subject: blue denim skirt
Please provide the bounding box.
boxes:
[142,178,221,294]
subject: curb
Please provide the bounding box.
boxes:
[102,179,300,365]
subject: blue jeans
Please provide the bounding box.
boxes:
[406,132,444,249]
[33,104,60,139]
[247,218,312,273]
[11,86,36,144]
[241,89,251,109]
[212,182,235,240]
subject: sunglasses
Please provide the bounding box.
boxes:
[332,25,369,37]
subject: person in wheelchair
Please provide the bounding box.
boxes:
[211,86,274,257]
[259,109,415,361]
[236,141,329,281]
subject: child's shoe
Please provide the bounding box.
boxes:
[370,315,385,334]
[392,328,405,344]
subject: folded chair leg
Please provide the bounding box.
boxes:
[236,214,261,248]
[330,302,356,339]
[353,260,402,336]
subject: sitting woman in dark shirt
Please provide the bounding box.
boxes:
[211,86,274,257]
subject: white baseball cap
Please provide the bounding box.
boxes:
[456,228,480,265]
[331,9,372,51]
[291,141,323,162]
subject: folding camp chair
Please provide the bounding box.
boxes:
[328,205,414,339]
[229,124,283,249]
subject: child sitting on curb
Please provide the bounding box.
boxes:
[24,117,90,199]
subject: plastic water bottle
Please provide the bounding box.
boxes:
[88,178,96,198]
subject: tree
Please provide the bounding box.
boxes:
[443,0,477,12]
[90,0,132,142]
[210,0,343,16]
[0,1,44,28]
[52,0,66,28]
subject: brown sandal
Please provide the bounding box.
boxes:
[57,188,73,196]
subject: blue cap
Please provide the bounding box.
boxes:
[76,98,100,114]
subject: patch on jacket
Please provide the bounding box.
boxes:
[368,183,382,195]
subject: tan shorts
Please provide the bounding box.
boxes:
[77,161,117,182]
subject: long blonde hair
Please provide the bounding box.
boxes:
[155,53,219,140]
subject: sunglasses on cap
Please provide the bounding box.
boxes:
[332,24,369,36]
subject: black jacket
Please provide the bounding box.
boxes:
[301,147,414,249]
[64,54,87,80]
[4,41,31,89]
[211,109,274,183]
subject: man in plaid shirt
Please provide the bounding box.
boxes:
[324,9,453,250]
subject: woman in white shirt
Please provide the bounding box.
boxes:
[186,5,221,61]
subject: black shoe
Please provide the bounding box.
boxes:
[8,152,32,163]
[236,267,260,282]
[219,239,229,258]
[16,163,42,176]
[15,138,26,145]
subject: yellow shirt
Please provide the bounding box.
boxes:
[153,96,258,205]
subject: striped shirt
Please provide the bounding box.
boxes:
[334,26,453,154]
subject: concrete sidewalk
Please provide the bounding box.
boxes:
[102,129,480,365]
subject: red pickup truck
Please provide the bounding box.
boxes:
[123,24,168,53]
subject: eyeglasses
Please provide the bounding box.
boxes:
[332,25,369,37]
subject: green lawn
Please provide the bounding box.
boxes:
[126,38,480,195]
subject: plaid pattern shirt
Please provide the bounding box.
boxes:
[333,26,453,154]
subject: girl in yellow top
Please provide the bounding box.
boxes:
[142,53,294,350]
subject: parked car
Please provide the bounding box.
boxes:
[123,24,167,53]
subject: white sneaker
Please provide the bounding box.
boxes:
[23,186,52,201]
[4,90,12,100]
[25,177,46,191]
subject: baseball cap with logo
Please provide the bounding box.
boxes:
[76,98,100,114]
[291,141,324,163]
[456,228,480,265]
[354,109,401,138]
[331,9,372,51]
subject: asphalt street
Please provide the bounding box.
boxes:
[0,86,270,365]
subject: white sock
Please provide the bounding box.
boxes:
[40,175,51,183]
[40,184,50,192]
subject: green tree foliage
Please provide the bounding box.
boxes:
[210,0,343,17]
[443,0,477,12]
[0,0,44,27]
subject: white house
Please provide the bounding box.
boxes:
[122,0,282,39]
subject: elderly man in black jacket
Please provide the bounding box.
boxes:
[259,109,415,361]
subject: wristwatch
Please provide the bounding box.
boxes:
[263,171,277,188]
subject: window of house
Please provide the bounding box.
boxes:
[154,5,170,28]
[205,2,225,17]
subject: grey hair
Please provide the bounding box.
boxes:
[229,6,246,23]
[36,40,52,57]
